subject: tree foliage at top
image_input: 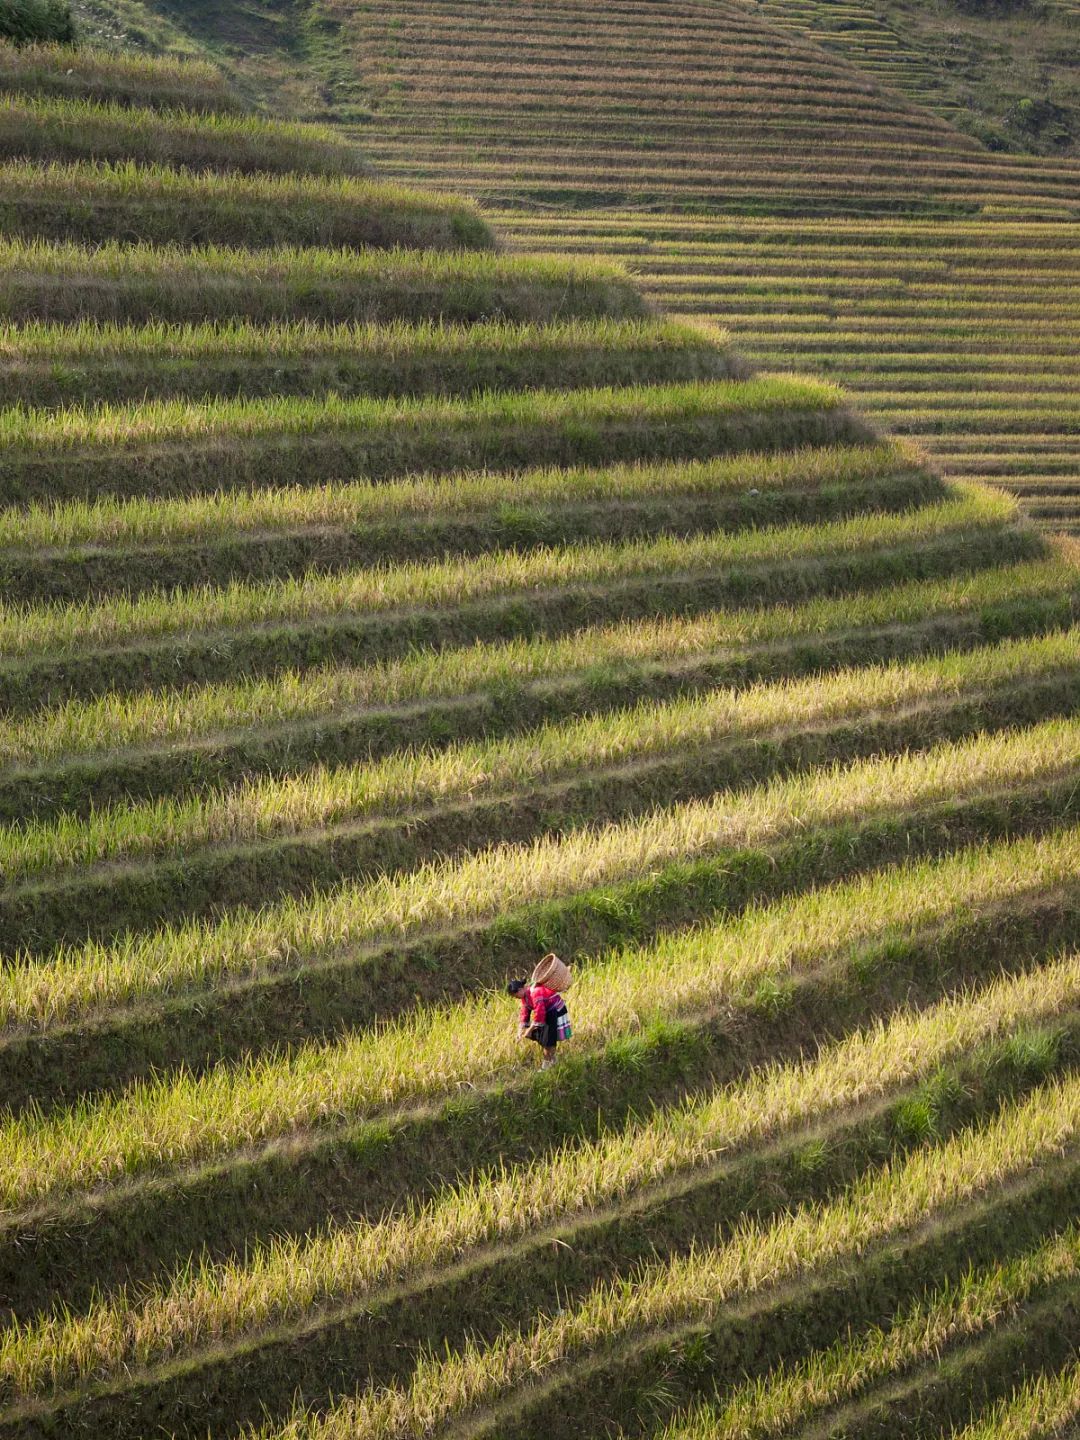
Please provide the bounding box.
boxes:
[0,0,76,46]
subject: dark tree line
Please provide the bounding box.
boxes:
[0,0,76,45]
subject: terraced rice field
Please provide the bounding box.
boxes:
[0,33,1079,1440]
[746,0,1080,154]
[343,0,1080,532]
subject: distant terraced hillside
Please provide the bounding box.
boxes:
[751,0,1080,155]
[1,33,1080,1440]
[332,0,1080,533]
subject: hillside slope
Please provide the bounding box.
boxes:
[0,35,1079,1440]
[336,0,1080,534]
[751,0,1080,156]
[66,0,1080,530]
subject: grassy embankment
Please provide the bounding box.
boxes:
[0,31,1077,1440]
[338,0,1080,531]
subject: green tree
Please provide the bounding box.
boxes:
[0,0,76,45]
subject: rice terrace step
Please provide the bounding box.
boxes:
[0,5,1077,1439]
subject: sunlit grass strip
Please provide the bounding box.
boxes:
[4,1002,1077,1406]
[0,316,721,367]
[494,212,1079,241]
[0,95,371,178]
[2,813,1079,1204]
[0,375,859,501]
[3,626,1075,883]
[0,487,1011,660]
[0,42,245,113]
[8,686,1080,1010]
[0,434,867,555]
[0,158,495,251]
[0,374,838,450]
[0,238,648,325]
[654,1227,1080,1440]
[4,715,1079,1033]
[0,316,739,411]
[235,1078,1080,1440]
[1,553,1071,773]
[945,1358,1080,1440]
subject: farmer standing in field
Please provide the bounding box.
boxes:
[507,953,573,1069]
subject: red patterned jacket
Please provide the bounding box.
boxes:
[519,983,562,1027]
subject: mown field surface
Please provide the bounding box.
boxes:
[0,31,1079,1440]
[332,0,1080,534]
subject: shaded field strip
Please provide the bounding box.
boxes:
[639,268,1080,291]
[365,157,1065,192]
[659,284,1080,306]
[0,376,856,504]
[935,1358,1080,1440]
[665,299,1079,323]
[512,1266,1080,1440]
[363,110,982,152]
[366,133,1080,184]
[362,89,948,127]
[3,623,1066,886]
[636,262,1080,286]
[2,479,919,608]
[372,127,971,164]
[0,95,373,181]
[3,863,1076,1321]
[2,553,1073,825]
[2,758,1078,1197]
[940,464,1080,485]
[507,242,1080,270]
[372,50,913,91]
[248,1203,1080,1440]
[2,899,1076,1339]
[0,240,649,327]
[5,1061,1079,1439]
[0,43,246,115]
[650,1232,1080,1440]
[871,410,1080,438]
[0,316,747,413]
[710,314,1080,333]
[360,188,992,222]
[2,650,1076,957]
[11,491,970,661]
[360,30,888,67]
[495,214,1080,244]
[811,370,1080,390]
[502,223,1075,244]
[782,1302,1080,1440]
[0,441,893,553]
[0,159,494,253]
[640,290,1080,315]
[499,235,1080,263]
[0,504,1036,715]
[309,1099,1080,1440]
[366,137,993,168]
[618,248,1080,270]
[734,336,1079,359]
[369,158,1080,201]
[0,463,927,606]
[504,243,1080,270]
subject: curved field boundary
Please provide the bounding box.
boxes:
[0,42,246,114]
[0,316,745,414]
[0,158,494,253]
[1,552,1071,825]
[0,239,649,326]
[0,94,372,179]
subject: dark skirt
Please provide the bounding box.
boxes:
[528,1004,566,1049]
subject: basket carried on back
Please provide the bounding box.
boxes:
[530,952,572,992]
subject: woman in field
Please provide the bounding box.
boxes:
[507,953,572,1069]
